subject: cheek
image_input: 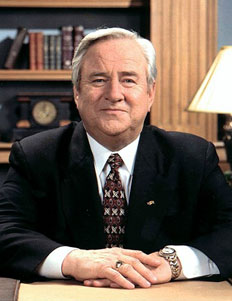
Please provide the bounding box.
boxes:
[76,94,100,118]
[129,92,152,112]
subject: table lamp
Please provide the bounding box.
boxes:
[187,46,232,169]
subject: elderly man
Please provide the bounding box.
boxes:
[0,28,232,289]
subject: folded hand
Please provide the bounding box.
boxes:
[62,248,171,289]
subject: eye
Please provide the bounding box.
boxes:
[122,78,136,86]
[93,79,105,82]
[91,78,107,86]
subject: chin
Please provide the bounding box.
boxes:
[100,123,129,137]
[102,128,127,137]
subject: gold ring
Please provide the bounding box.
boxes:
[115,260,124,269]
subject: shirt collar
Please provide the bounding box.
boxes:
[87,133,140,176]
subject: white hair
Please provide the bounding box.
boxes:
[72,27,157,90]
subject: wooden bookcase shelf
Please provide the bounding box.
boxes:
[0,142,12,164]
[0,70,72,81]
[0,0,145,8]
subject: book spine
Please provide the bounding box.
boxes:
[49,35,56,70]
[29,32,36,70]
[4,27,28,69]
[43,35,49,70]
[56,35,62,70]
[73,25,84,53]
[62,25,73,70]
[36,32,44,70]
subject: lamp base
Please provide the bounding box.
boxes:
[223,114,232,170]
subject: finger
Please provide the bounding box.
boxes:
[144,258,172,284]
[84,279,112,287]
[101,268,135,289]
[119,255,157,284]
[116,263,151,288]
[121,249,161,267]
[84,278,121,288]
[110,282,121,288]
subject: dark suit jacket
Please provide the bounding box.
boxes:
[0,121,232,281]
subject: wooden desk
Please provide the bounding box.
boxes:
[18,280,232,301]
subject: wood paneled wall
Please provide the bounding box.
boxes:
[150,0,217,141]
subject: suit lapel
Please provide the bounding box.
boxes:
[125,126,178,251]
[60,123,105,248]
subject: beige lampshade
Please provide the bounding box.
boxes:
[187,46,232,114]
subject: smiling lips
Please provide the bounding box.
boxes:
[102,108,127,113]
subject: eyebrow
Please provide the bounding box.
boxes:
[88,71,139,78]
[121,71,138,77]
[89,72,108,78]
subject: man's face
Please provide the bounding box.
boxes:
[74,38,155,149]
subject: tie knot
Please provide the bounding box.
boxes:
[107,153,123,170]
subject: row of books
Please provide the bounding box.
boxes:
[4,26,85,70]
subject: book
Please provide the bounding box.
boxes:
[73,25,84,52]
[4,27,28,69]
[43,35,49,70]
[56,35,62,69]
[15,43,29,69]
[62,25,74,70]
[36,32,44,70]
[29,32,36,70]
[49,35,56,70]
[0,37,13,69]
[43,34,62,70]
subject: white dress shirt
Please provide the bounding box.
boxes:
[38,134,219,279]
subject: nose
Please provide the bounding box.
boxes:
[104,79,124,102]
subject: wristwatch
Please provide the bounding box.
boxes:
[158,247,181,279]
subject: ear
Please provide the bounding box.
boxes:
[147,80,156,112]
[73,86,79,109]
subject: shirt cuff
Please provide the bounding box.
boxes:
[37,246,77,279]
[168,245,220,280]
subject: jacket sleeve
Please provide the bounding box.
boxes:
[0,141,62,281]
[188,141,232,279]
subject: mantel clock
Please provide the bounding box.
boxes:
[13,92,74,140]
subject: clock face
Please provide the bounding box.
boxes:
[32,100,57,126]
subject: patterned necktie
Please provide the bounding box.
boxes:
[102,153,127,248]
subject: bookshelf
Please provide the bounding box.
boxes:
[0,0,145,8]
[0,70,71,81]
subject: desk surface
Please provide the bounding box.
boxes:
[18,280,232,301]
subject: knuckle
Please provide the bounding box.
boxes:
[121,263,132,273]
[135,250,144,257]
[110,247,120,253]
[130,258,140,266]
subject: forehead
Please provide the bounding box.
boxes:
[81,38,147,71]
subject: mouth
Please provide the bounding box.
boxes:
[102,108,127,113]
